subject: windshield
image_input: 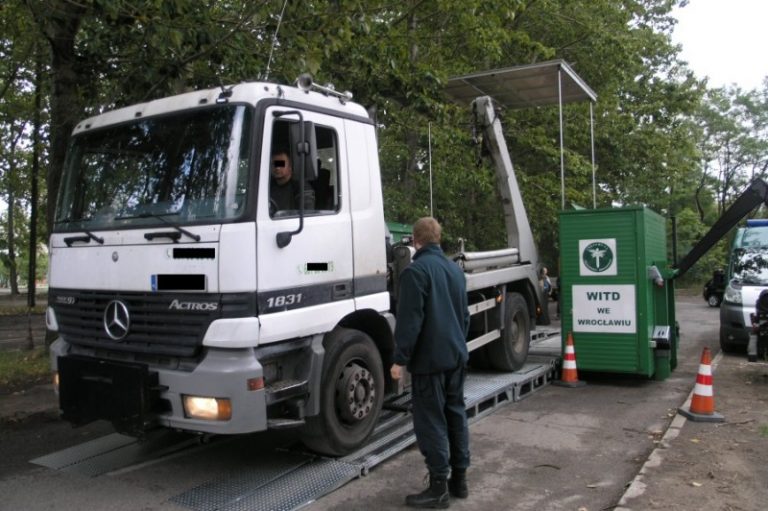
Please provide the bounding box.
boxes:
[731,248,768,286]
[740,227,768,248]
[55,105,252,232]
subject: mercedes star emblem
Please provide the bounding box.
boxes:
[103,300,130,341]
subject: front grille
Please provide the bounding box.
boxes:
[51,290,256,357]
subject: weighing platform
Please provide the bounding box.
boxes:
[32,331,561,511]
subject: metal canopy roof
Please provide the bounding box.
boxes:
[445,59,597,109]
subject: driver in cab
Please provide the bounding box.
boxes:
[270,148,314,213]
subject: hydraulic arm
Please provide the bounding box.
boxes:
[472,96,538,266]
[675,178,768,277]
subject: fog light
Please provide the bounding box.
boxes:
[182,396,232,421]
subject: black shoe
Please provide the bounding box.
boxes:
[405,474,450,509]
[448,468,468,499]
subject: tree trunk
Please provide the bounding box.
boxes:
[26,311,35,351]
[694,163,707,223]
[7,186,19,296]
[27,42,42,308]
[26,0,86,236]
[403,7,420,190]
[4,120,25,296]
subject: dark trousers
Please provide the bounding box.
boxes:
[411,365,470,478]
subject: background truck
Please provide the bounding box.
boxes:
[46,75,549,455]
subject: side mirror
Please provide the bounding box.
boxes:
[290,121,318,182]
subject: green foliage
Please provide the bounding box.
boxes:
[0,205,48,288]
[698,84,768,215]
[672,208,728,286]
[2,0,767,291]
[0,347,49,391]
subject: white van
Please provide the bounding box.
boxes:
[720,220,768,351]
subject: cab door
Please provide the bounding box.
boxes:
[255,107,354,344]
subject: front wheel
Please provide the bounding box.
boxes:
[719,328,738,353]
[487,292,531,371]
[301,328,384,456]
[707,294,722,307]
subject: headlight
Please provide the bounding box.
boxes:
[724,283,742,304]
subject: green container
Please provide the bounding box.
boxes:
[387,221,413,244]
[559,207,677,378]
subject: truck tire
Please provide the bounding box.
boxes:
[468,344,491,370]
[488,293,530,371]
[300,328,384,456]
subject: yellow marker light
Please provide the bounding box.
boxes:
[182,396,232,421]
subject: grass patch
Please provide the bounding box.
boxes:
[0,305,46,316]
[760,425,768,438]
[0,291,48,316]
[0,347,51,393]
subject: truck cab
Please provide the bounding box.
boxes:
[49,83,390,447]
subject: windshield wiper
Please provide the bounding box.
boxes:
[64,230,105,247]
[55,215,93,225]
[116,212,201,242]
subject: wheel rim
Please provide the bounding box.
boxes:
[708,295,718,306]
[335,361,376,424]
[510,310,525,355]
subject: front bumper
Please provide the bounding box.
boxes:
[51,338,267,435]
[719,301,752,347]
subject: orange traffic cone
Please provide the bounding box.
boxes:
[554,332,586,387]
[678,347,724,422]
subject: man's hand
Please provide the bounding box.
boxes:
[390,364,403,380]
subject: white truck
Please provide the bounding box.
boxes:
[47,75,548,455]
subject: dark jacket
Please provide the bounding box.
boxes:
[393,244,470,374]
[269,178,315,211]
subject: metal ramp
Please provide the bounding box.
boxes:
[31,355,558,511]
[30,429,201,477]
[170,357,558,511]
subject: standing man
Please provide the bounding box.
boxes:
[391,217,471,509]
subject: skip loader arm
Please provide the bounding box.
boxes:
[674,178,768,278]
[472,96,539,268]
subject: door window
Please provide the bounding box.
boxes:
[269,120,340,217]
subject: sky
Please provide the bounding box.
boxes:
[671,0,768,90]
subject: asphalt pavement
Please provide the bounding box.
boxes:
[0,293,766,510]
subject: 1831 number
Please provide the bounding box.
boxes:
[266,293,303,308]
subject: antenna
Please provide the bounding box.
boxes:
[428,122,433,217]
[264,0,289,80]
